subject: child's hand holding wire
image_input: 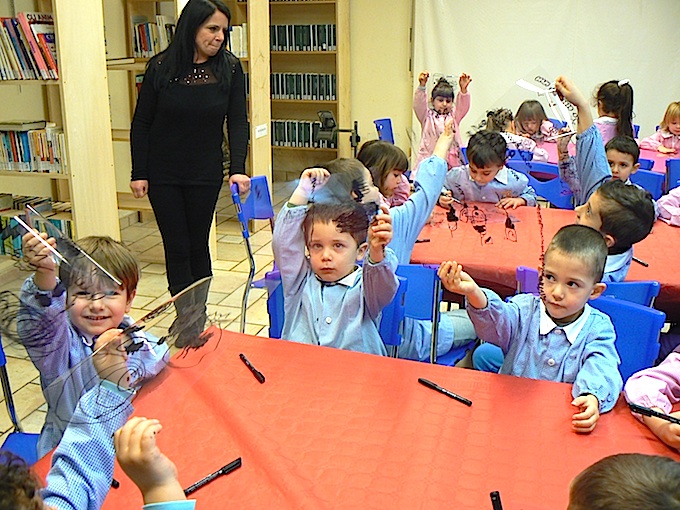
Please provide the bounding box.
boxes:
[367,204,392,263]
[418,71,430,87]
[290,167,330,205]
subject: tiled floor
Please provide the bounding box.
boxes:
[0,180,296,446]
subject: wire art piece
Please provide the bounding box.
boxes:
[516,76,576,134]
[0,210,226,428]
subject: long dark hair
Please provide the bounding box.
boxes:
[596,80,634,138]
[150,0,234,90]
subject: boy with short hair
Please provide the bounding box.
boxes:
[18,234,168,457]
[604,135,640,183]
[440,224,623,433]
[440,129,538,209]
[554,76,655,282]
[272,167,398,355]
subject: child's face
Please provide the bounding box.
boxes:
[382,169,404,197]
[67,281,135,338]
[433,96,452,115]
[575,190,604,232]
[307,221,367,282]
[606,149,638,182]
[468,161,503,186]
[541,249,605,325]
[668,117,680,136]
[521,119,539,135]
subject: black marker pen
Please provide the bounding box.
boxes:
[240,353,265,384]
[418,378,472,406]
[184,457,242,496]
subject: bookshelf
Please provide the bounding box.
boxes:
[0,0,120,240]
[268,0,350,182]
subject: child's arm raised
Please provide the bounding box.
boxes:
[413,71,430,123]
[555,76,592,134]
[288,167,330,206]
[438,261,487,309]
[454,73,472,124]
[364,206,399,319]
[367,205,392,264]
[21,231,57,290]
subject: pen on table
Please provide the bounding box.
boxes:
[184,457,242,496]
[239,353,265,384]
[418,377,472,406]
[490,490,503,510]
[632,256,649,267]
[415,238,431,243]
[628,403,680,425]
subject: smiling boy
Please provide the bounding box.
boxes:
[272,167,398,355]
[439,224,622,433]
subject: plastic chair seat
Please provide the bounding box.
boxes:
[629,169,664,200]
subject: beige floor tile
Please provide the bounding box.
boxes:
[20,408,47,434]
[211,259,239,271]
[0,382,45,432]
[137,244,166,264]
[216,242,250,262]
[142,263,167,275]
[136,273,171,298]
[230,254,274,275]
[6,358,40,390]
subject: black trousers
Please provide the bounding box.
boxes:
[148,183,221,295]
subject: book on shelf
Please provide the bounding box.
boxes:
[16,12,50,79]
[131,15,175,58]
[106,56,137,65]
[1,18,36,79]
[270,24,336,52]
[0,122,65,173]
[17,12,57,79]
[271,73,336,101]
[0,120,47,131]
[228,24,248,58]
[271,119,336,149]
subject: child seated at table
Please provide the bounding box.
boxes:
[568,453,680,510]
[514,99,559,143]
[439,130,538,210]
[554,76,655,282]
[357,140,411,208]
[18,234,169,458]
[272,168,398,355]
[639,101,680,154]
[624,347,680,452]
[439,224,622,433]
[485,107,550,162]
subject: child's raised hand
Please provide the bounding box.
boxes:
[368,204,392,263]
[459,73,472,94]
[418,71,430,87]
[290,167,330,205]
[556,127,572,155]
[496,197,526,210]
[115,417,185,504]
[93,329,131,389]
[554,76,587,109]
[21,231,56,273]
[438,261,475,295]
[433,118,455,160]
[571,394,600,433]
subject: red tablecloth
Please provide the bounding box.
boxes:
[34,330,679,509]
[541,140,673,173]
[411,204,680,321]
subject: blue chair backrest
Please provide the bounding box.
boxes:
[506,160,559,179]
[590,296,666,382]
[638,158,654,171]
[373,118,395,144]
[629,169,664,200]
[507,148,533,162]
[395,265,440,321]
[231,175,275,239]
[602,280,660,307]
[379,276,408,351]
[516,266,540,294]
[548,118,567,130]
[633,124,640,138]
[461,147,468,164]
[264,270,284,339]
[666,158,680,191]
[525,173,575,209]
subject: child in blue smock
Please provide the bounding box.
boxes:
[440,224,622,433]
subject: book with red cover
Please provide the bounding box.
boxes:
[16,12,50,80]
[17,12,56,79]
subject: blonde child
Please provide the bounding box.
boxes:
[18,234,168,457]
[440,224,622,433]
[272,167,398,355]
[515,99,559,143]
[485,108,549,162]
[640,101,680,154]
[593,79,635,144]
[357,140,411,207]
[412,71,472,177]
[440,129,538,209]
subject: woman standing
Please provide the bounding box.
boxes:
[130,0,250,297]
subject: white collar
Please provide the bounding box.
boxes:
[595,116,618,125]
[605,248,633,273]
[467,166,508,185]
[539,301,591,344]
[660,130,678,139]
[315,266,361,287]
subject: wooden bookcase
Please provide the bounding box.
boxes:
[268,0,350,182]
[0,0,120,240]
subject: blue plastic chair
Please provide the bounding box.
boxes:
[460,147,468,165]
[231,176,276,333]
[373,118,395,144]
[638,158,654,171]
[590,296,666,382]
[525,173,574,209]
[507,148,533,162]
[633,124,640,138]
[666,158,680,191]
[629,169,664,200]
[548,118,567,130]
[516,266,540,295]
[379,276,408,357]
[1,334,40,466]
[506,160,559,180]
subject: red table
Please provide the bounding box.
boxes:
[541,140,674,173]
[34,330,679,509]
[412,204,680,321]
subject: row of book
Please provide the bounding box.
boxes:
[131,14,175,58]
[0,121,67,174]
[229,24,248,58]
[270,24,336,52]
[0,12,58,81]
[271,72,336,101]
[272,120,337,149]
[0,196,72,257]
